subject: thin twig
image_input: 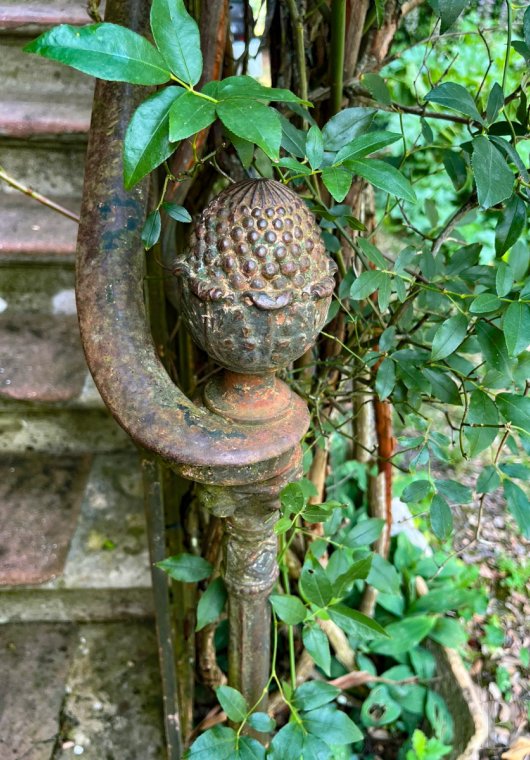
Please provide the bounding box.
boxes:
[0,167,80,223]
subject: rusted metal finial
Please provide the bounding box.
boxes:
[171,179,336,715]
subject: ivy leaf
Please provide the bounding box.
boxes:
[141,209,161,250]
[430,313,467,361]
[162,202,192,223]
[496,261,514,297]
[187,726,237,759]
[306,125,324,170]
[350,270,387,300]
[196,577,227,631]
[293,681,340,712]
[425,82,484,124]
[322,107,375,151]
[495,195,526,256]
[150,0,202,85]
[504,302,530,356]
[169,91,216,141]
[280,482,306,513]
[486,82,504,124]
[497,393,530,436]
[345,158,416,203]
[376,357,396,400]
[430,494,453,540]
[328,603,389,638]
[124,87,183,189]
[334,131,401,164]
[472,136,514,209]
[217,99,281,159]
[215,685,248,723]
[270,594,307,625]
[464,389,499,457]
[156,552,212,581]
[303,623,331,675]
[504,480,530,538]
[321,166,353,202]
[24,23,171,84]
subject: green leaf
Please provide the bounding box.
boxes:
[247,712,275,734]
[429,618,467,648]
[361,685,401,727]
[280,482,306,513]
[329,603,388,639]
[525,5,530,48]
[141,210,162,250]
[425,82,484,124]
[350,270,387,300]
[169,91,216,141]
[370,616,436,657]
[430,313,467,361]
[124,87,183,189]
[226,129,254,169]
[238,736,266,760]
[469,293,503,314]
[504,302,530,356]
[435,0,468,31]
[217,75,308,105]
[476,321,511,376]
[156,552,212,581]
[269,594,307,625]
[443,150,468,190]
[430,494,453,540]
[293,681,340,711]
[376,357,396,400]
[402,479,433,503]
[321,166,353,202]
[301,735,333,760]
[500,463,530,480]
[410,587,478,613]
[496,195,526,257]
[486,82,504,124]
[472,136,514,209]
[303,623,331,675]
[363,72,391,104]
[423,368,461,405]
[345,518,385,547]
[322,107,376,151]
[332,555,373,598]
[217,99,281,159]
[435,479,472,504]
[357,238,387,269]
[277,157,312,175]
[503,479,530,538]
[306,125,324,170]
[150,0,202,85]
[196,577,227,630]
[426,691,454,744]
[300,562,333,608]
[187,726,237,759]
[162,202,192,223]
[464,389,499,457]
[477,466,501,493]
[496,261,514,297]
[269,723,305,760]
[334,131,401,164]
[345,158,416,203]
[303,706,363,745]
[367,554,401,595]
[24,23,171,84]
[497,392,530,435]
[215,685,248,723]
[280,115,306,157]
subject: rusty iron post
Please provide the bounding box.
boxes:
[75,0,336,741]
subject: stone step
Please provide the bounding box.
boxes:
[0,194,79,262]
[0,0,93,34]
[0,621,164,759]
[0,451,154,622]
[0,142,85,200]
[0,100,91,141]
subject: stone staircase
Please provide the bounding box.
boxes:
[0,3,165,756]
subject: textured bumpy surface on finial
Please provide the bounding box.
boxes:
[174,178,336,373]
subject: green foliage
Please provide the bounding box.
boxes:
[156,552,212,582]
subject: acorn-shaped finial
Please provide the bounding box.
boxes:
[174,179,336,373]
